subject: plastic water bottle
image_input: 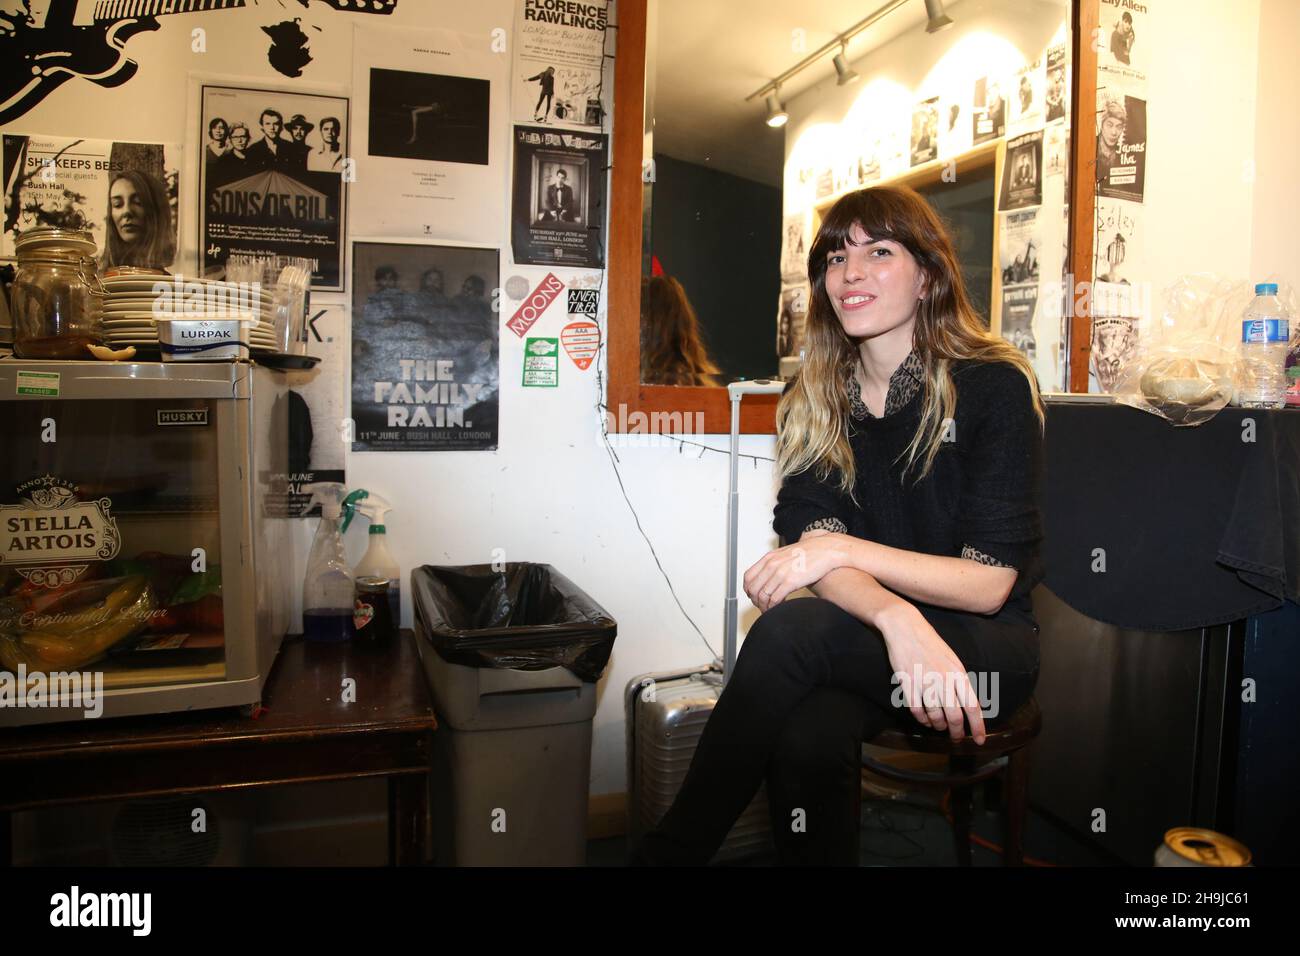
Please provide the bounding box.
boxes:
[1236,283,1291,409]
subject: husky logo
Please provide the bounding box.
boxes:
[0,476,121,589]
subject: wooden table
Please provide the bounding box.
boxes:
[0,629,436,866]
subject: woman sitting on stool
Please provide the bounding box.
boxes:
[634,185,1045,866]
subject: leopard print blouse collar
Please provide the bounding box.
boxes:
[846,349,924,420]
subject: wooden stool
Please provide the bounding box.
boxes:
[861,697,1041,866]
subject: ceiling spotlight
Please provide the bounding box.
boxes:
[832,45,859,86]
[924,0,954,33]
[764,91,788,128]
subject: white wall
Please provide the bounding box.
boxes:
[1144,0,1262,298]
[1249,0,1300,284]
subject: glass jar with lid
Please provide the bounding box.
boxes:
[11,226,106,359]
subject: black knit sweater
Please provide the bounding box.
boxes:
[772,358,1045,618]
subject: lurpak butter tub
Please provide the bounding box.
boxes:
[154,313,251,361]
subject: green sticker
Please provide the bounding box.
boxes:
[16,371,59,397]
[523,337,559,387]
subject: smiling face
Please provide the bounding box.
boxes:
[109,177,145,243]
[822,222,926,341]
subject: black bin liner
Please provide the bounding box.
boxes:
[411,563,617,682]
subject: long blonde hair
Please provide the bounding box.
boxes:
[776,185,1045,496]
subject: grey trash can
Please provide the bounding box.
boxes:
[411,563,617,866]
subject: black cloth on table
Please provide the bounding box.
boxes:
[1042,402,1300,631]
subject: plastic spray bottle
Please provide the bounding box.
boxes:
[302,482,355,642]
[343,490,401,625]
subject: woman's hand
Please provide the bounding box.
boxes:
[743,531,851,612]
[875,601,988,745]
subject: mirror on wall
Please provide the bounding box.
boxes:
[639,0,1073,393]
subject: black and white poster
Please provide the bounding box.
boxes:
[198,84,348,290]
[1008,58,1044,136]
[511,125,607,268]
[350,241,499,452]
[999,209,1040,287]
[777,284,809,359]
[512,0,609,129]
[999,130,1043,210]
[2,134,181,271]
[1099,0,1147,82]
[780,214,808,282]
[972,75,1006,145]
[267,304,348,518]
[1095,91,1146,203]
[910,97,939,167]
[1001,283,1038,361]
[1045,44,1068,124]
[368,69,490,165]
[351,25,508,243]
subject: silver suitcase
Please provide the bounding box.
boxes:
[624,380,786,863]
[625,665,771,862]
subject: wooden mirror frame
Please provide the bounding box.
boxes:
[608,0,1098,433]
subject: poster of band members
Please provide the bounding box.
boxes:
[511,125,607,268]
[265,304,348,518]
[351,25,507,243]
[512,0,609,129]
[972,75,1006,145]
[1,134,180,271]
[999,130,1043,210]
[350,241,499,452]
[1095,90,1146,203]
[910,97,939,167]
[199,84,348,291]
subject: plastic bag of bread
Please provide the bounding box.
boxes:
[1109,275,1252,426]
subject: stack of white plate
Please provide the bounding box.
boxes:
[100,275,280,351]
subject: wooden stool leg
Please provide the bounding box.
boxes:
[949,756,974,867]
[1003,746,1030,866]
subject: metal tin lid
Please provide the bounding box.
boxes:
[1162,828,1251,867]
[14,225,98,257]
[356,575,390,593]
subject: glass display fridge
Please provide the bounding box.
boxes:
[0,360,294,725]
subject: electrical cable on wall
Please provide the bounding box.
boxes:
[590,20,717,660]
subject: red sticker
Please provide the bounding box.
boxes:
[506,273,564,338]
[561,320,600,370]
[354,598,374,631]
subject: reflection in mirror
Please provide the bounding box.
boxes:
[641,0,1072,392]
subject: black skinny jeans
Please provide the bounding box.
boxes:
[635,596,1040,866]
